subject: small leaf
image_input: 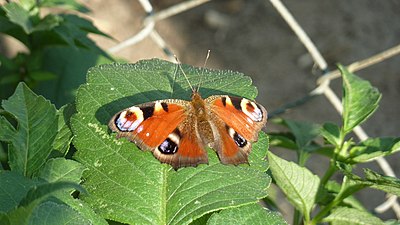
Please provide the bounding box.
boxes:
[340,65,381,135]
[0,171,37,213]
[268,133,297,150]
[338,164,400,197]
[31,14,62,32]
[39,0,90,13]
[349,137,400,163]
[20,181,85,207]
[54,195,109,225]
[2,2,33,34]
[323,207,385,225]
[29,71,57,81]
[52,14,110,57]
[1,83,58,177]
[38,158,86,183]
[321,122,341,147]
[322,181,365,211]
[364,169,400,197]
[29,201,88,225]
[268,152,320,220]
[282,119,320,150]
[207,203,287,225]
[52,104,75,155]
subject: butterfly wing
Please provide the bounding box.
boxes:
[206,95,267,164]
[109,99,208,169]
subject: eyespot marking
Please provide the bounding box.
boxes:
[227,126,248,148]
[240,99,263,122]
[115,107,144,131]
[157,130,181,155]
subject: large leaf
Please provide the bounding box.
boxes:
[0,83,58,177]
[323,207,384,225]
[340,65,381,135]
[207,203,287,225]
[268,152,320,220]
[72,59,270,224]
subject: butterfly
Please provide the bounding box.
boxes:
[108,61,267,169]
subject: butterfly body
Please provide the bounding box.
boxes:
[109,91,267,169]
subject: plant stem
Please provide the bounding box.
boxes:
[310,198,339,225]
[293,208,301,225]
[320,159,337,187]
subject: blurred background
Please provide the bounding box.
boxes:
[1,0,399,222]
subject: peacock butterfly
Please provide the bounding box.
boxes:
[108,60,267,169]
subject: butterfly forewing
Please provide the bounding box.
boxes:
[109,100,188,149]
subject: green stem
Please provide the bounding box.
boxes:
[310,198,339,225]
[293,209,301,225]
[320,159,337,187]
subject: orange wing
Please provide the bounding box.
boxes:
[109,100,188,150]
[109,99,208,169]
[206,95,267,164]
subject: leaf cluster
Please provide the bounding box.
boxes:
[268,65,400,225]
[0,0,111,106]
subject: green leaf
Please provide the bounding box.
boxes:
[72,59,270,224]
[54,196,109,225]
[52,104,75,155]
[36,158,107,224]
[207,203,287,225]
[282,119,320,150]
[323,207,384,225]
[340,65,381,135]
[39,0,90,12]
[52,14,109,57]
[338,165,400,197]
[35,46,111,107]
[29,201,88,225]
[349,137,400,163]
[29,71,57,81]
[323,181,366,211]
[38,158,85,183]
[1,83,58,177]
[31,14,62,32]
[267,152,320,220]
[2,3,33,34]
[0,171,37,213]
[268,133,297,150]
[20,181,85,207]
[364,169,400,196]
[321,122,341,147]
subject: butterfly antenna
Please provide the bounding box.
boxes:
[174,55,195,92]
[197,50,211,92]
